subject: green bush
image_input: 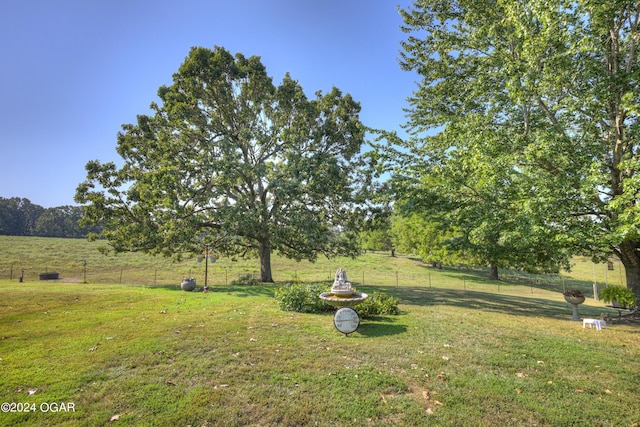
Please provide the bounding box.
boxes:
[274,282,334,313]
[355,291,400,318]
[274,284,400,317]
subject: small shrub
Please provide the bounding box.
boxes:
[356,291,400,318]
[274,284,400,317]
[274,282,334,313]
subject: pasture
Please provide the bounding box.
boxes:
[0,237,638,426]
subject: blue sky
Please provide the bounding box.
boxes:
[1,0,416,207]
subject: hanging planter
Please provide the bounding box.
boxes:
[600,286,636,309]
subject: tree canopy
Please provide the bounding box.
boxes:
[0,198,43,236]
[75,46,367,282]
[0,197,95,238]
[387,0,639,291]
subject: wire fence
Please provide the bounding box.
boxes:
[0,260,625,301]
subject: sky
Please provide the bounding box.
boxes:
[1,0,417,208]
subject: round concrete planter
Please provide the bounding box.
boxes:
[181,278,196,291]
[564,295,585,321]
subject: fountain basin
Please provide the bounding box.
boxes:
[320,291,369,308]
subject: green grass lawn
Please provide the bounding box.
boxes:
[0,237,639,425]
[1,283,639,426]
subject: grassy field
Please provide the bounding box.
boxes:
[0,236,627,294]
[1,237,639,426]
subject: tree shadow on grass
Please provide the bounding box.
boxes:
[417,263,598,296]
[210,285,276,298]
[147,284,184,291]
[356,318,407,337]
[372,286,627,322]
[149,284,276,298]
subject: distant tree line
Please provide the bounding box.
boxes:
[0,197,101,238]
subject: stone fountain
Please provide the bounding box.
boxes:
[320,268,368,335]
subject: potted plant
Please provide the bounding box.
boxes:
[600,286,636,309]
[563,289,585,321]
[563,289,585,304]
[181,277,196,291]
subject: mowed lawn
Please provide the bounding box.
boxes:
[0,239,639,426]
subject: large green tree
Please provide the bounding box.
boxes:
[391,212,463,268]
[75,46,366,282]
[389,124,572,279]
[0,197,44,236]
[394,0,639,291]
[34,206,97,238]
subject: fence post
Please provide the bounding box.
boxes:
[396,271,399,288]
[119,268,123,284]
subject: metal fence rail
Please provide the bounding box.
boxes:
[0,263,624,300]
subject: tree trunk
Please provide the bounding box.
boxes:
[489,262,499,280]
[618,241,640,301]
[259,240,274,283]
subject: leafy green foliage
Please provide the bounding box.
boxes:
[274,283,399,318]
[274,282,334,313]
[391,213,465,267]
[75,46,367,282]
[387,0,639,290]
[0,197,43,236]
[359,206,393,252]
[0,197,99,238]
[360,229,393,252]
[354,291,400,317]
[600,286,637,308]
